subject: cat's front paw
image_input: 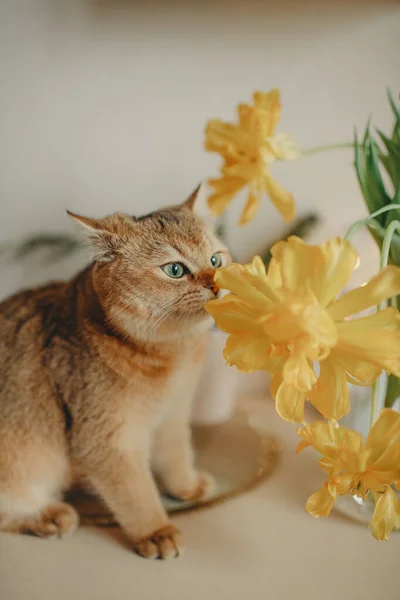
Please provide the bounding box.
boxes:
[171,471,215,503]
[133,524,184,560]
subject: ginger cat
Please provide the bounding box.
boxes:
[0,188,230,559]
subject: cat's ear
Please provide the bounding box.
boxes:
[182,181,212,219]
[182,182,218,231]
[183,183,202,212]
[67,211,132,262]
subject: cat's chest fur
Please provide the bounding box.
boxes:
[94,327,208,411]
[101,332,209,450]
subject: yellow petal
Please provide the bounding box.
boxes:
[207,176,246,216]
[240,190,261,226]
[214,263,277,306]
[264,175,295,222]
[222,161,262,183]
[265,132,301,160]
[307,357,350,421]
[223,332,273,373]
[261,295,338,348]
[336,318,400,377]
[270,372,283,398]
[266,256,283,288]
[237,103,255,132]
[275,380,306,423]
[241,257,281,303]
[205,295,263,334]
[297,420,363,461]
[269,236,358,307]
[318,238,358,307]
[244,255,267,279]
[296,440,310,453]
[253,89,281,136]
[282,352,317,392]
[329,348,381,386]
[305,484,335,518]
[369,487,400,541]
[205,120,254,157]
[365,409,400,475]
[327,472,354,497]
[367,409,400,454]
[328,266,400,321]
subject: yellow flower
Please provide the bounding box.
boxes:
[205,89,299,225]
[297,410,400,540]
[205,236,400,423]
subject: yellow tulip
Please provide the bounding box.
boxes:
[205,236,400,423]
[297,410,400,540]
[205,89,299,225]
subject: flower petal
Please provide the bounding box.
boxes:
[305,484,335,518]
[269,236,358,307]
[214,263,277,305]
[205,120,254,158]
[205,295,263,334]
[275,380,306,423]
[264,175,296,222]
[223,332,274,373]
[282,352,317,392]
[297,420,363,460]
[369,486,400,541]
[222,161,262,182]
[207,176,246,216]
[307,357,350,421]
[244,255,267,279]
[261,295,338,348]
[365,409,400,475]
[328,472,354,497]
[240,190,261,226]
[329,348,381,386]
[252,89,281,136]
[328,266,400,321]
[367,409,400,453]
[336,317,400,377]
[265,132,301,160]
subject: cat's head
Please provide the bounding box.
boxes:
[68,186,231,342]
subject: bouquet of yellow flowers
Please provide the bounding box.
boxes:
[204,89,400,541]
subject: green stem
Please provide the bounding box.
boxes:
[369,220,400,429]
[301,142,357,156]
[380,220,400,270]
[344,204,400,241]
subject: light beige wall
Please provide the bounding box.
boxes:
[0,0,399,297]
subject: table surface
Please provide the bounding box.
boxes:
[1,394,399,600]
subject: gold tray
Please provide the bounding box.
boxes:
[67,406,282,526]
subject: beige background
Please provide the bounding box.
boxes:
[1,1,400,598]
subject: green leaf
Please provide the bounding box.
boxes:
[376,128,392,152]
[387,89,400,123]
[367,137,391,205]
[354,127,390,223]
[376,129,400,191]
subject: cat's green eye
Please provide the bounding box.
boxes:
[210,253,222,268]
[161,263,186,279]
